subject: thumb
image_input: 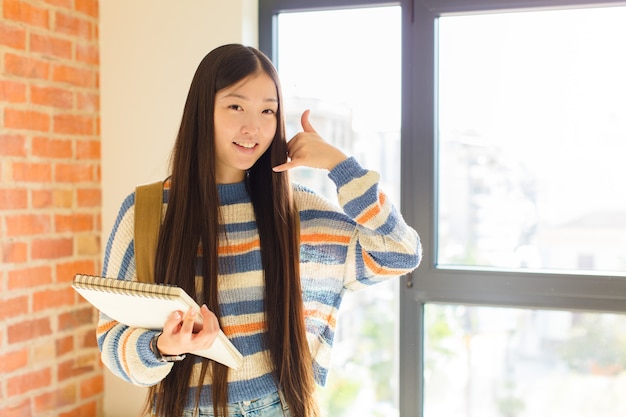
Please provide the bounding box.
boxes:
[301,109,317,133]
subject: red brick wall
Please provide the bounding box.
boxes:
[0,0,103,416]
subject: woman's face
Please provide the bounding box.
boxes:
[213,71,278,184]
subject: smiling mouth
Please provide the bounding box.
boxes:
[234,141,256,149]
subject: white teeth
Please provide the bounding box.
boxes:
[235,142,255,149]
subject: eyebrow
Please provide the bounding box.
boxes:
[221,93,278,103]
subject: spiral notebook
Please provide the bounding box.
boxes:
[72,274,243,369]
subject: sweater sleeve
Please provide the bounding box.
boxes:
[97,192,173,387]
[328,157,422,290]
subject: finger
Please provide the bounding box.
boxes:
[301,109,317,133]
[273,160,301,172]
[199,305,219,333]
[163,310,183,334]
[180,307,198,334]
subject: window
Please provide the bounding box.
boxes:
[260,1,626,416]
[262,2,402,415]
[437,8,626,274]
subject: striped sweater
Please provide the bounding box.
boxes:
[98,157,421,406]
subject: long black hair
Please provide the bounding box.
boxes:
[144,44,319,417]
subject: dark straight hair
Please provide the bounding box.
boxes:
[144,44,320,417]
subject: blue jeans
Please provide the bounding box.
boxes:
[182,391,291,417]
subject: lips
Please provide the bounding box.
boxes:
[233,141,256,149]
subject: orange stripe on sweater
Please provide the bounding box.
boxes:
[301,233,350,245]
[304,309,337,329]
[362,249,405,276]
[218,238,261,255]
[222,320,266,337]
[120,330,131,374]
[356,192,386,224]
[97,320,117,335]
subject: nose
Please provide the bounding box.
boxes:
[241,114,260,135]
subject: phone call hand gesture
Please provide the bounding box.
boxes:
[273,110,347,173]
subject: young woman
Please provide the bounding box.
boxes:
[99,44,421,417]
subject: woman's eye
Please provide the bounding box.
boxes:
[228,104,242,111]
[263,109,276,115]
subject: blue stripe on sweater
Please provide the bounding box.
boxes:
[220,299,264,317]
[327,156,368,188]
[342,183,378,219]
[300,244,347,265]
[229,333,265,356]
[102,192,135,276]
[186,372,278,405]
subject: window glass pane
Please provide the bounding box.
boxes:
[425,304,626,417]
[437,7,626,274]
[277,6,401,416]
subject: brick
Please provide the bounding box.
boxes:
[58,354,96,381]
[55,163,94,183]
[11,162,52,182]
[31,189,52,208]
[34,383,77,413]
[0,400,32,417]
[76,139,100,159]
[8,265,53,289]
[0,80,27,103]
[0,348,29,373]
[33,338,56,363]
[55,213,93,233]
[4,108,51,132]
[31,85,74,109]
[58,306,94,331]
[52,64,94,88]
[3,0,50,29]
[56,335,74,356]
[2,241,28,263]
[8,317,52,344]
[76,233,99,255]
[0,20,26,49]
[54,114,93,135]
[76,42,99,65]
[5,213,51,236]
[0,134,27,158]
[75,0,98,18]
[80,374,103,399]
[33,286,75,312]
[7,368,52,396]
[4,53,50,79]
[31,237,73,260]
[80,329,98,348]
[55,11,92,39]
[76,91,99,111]
[77,188,100,207]
[0,295,29,321]
[56,259,96,283]
[0,134,27,157]
[0,188,28,210]
[54,188,75,208]
[30,33,72,59]
[32,136,73,159]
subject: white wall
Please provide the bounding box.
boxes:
[99,1,257,415]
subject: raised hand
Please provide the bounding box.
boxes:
[272,110,347,173]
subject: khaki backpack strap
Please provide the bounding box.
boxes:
[134,180,164,283]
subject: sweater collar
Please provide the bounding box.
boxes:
[217,182,249,205]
